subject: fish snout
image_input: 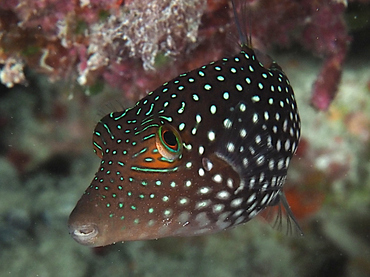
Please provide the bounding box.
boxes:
[68,221,99,246]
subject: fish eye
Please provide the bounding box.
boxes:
[156,125,182,161]
[163,130,177,148]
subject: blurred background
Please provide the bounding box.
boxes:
[1,0,370,276]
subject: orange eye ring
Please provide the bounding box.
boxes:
[155,125,182,161]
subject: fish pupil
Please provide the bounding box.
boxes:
[163,130,177,148]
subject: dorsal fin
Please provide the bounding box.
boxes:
[231,0,252,48]
[231,0,276,70]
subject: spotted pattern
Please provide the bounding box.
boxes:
[68,43,301,247]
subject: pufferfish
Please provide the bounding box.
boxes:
[68,1,301,247]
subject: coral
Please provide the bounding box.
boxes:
[302,0,350,110]
[78,0,206,97]
[0,0,365,109]
[0,0,206,97]
[0,57,27,87]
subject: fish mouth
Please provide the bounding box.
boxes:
[68,223,99,246]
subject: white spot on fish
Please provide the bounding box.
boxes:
[208,131,216,141]
[216,190,230,199]
[202,158,213,171]
[199,187,212,194]
[212,174,223,183]
[212,204,224,213]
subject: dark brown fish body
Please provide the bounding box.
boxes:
[68,4,301,247]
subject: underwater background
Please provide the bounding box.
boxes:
[1,0,370,276]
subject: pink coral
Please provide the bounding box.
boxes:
[302,0,350,110]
